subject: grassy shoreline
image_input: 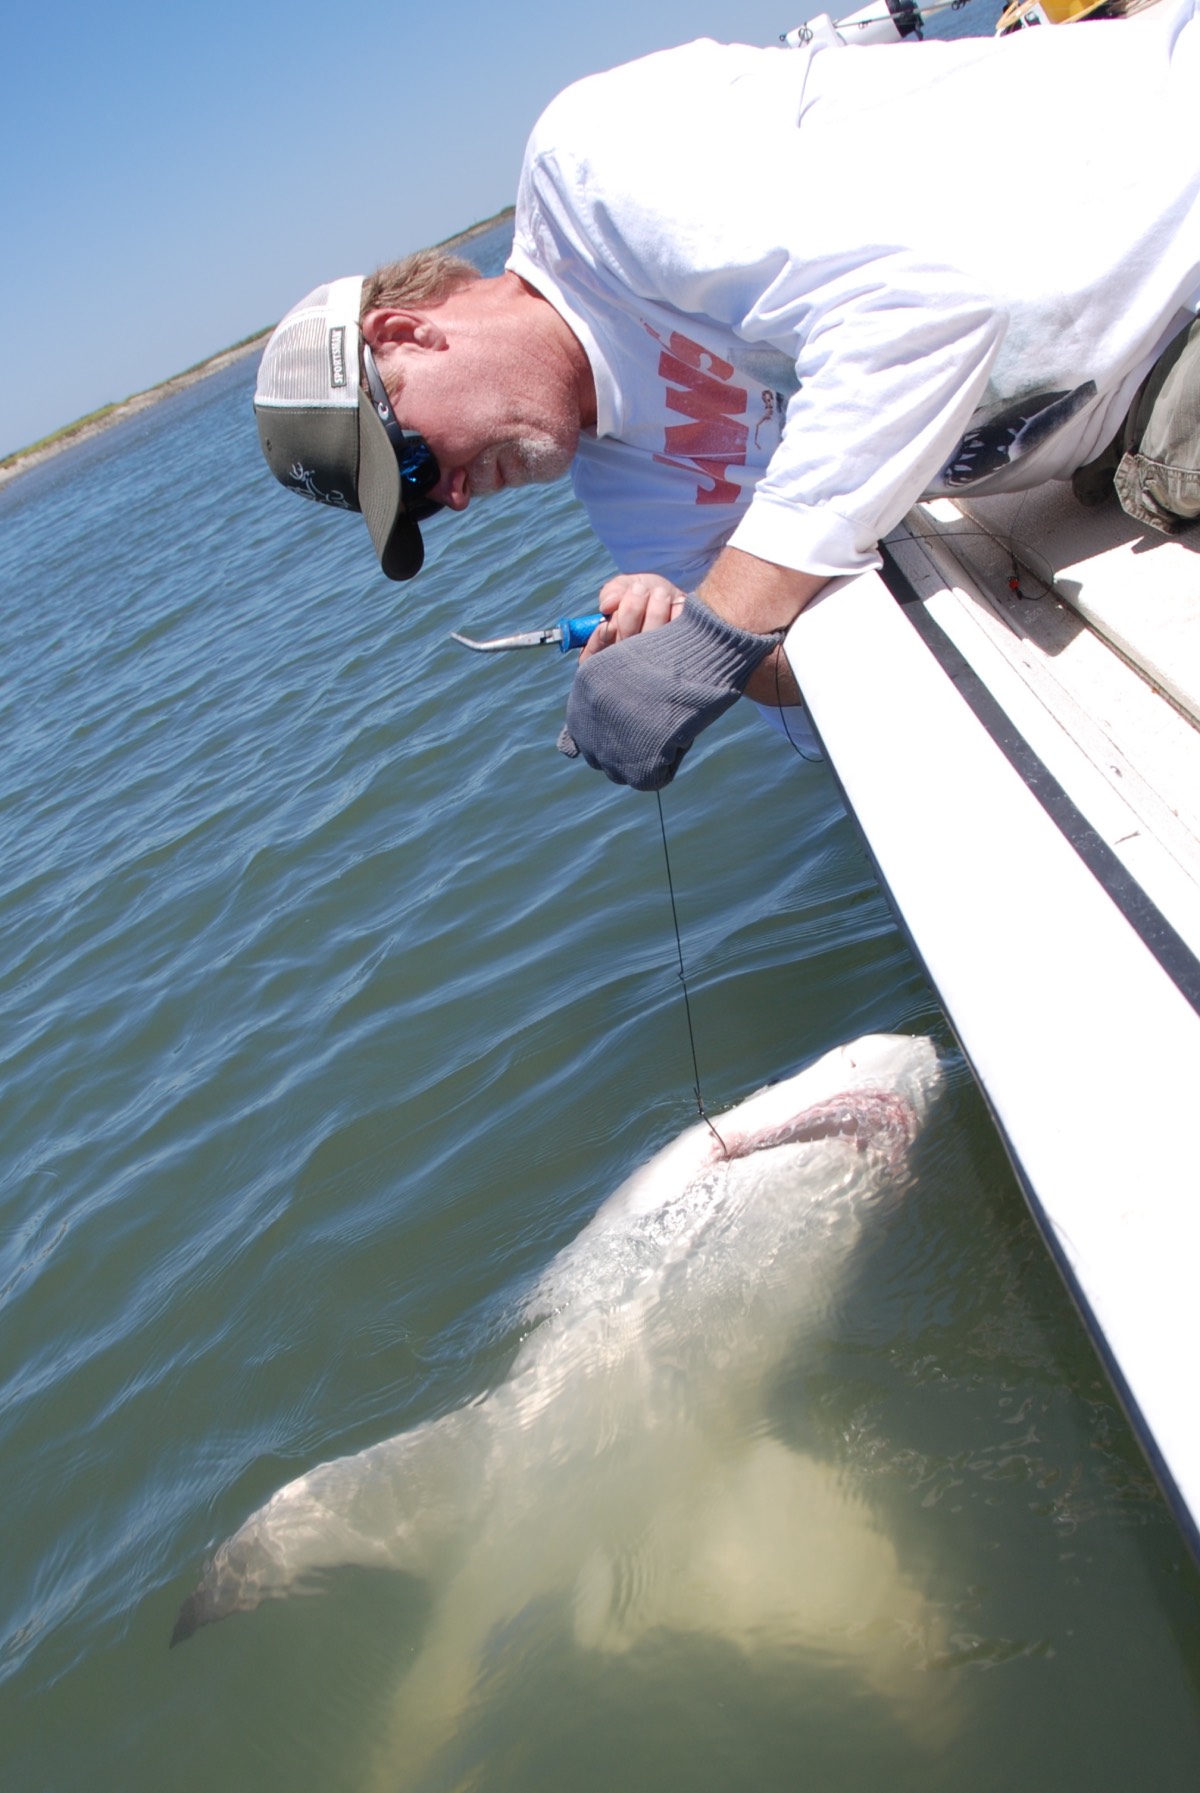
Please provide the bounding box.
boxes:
[0,206,516,489]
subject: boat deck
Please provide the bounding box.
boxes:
[786,483,1200,1559]
[899,486,1200,956]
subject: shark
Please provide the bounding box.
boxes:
[172,1033,951,1781]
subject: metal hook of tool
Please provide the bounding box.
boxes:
[450,612,605,655]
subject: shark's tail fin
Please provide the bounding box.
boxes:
[171,1402,490,1645]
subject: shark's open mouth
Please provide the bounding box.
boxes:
[721,1088,920,1168]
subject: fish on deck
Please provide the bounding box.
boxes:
[172,1033,952,1777]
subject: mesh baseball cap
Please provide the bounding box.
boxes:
[254,275,428,581]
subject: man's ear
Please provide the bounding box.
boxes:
[361,309,448,353]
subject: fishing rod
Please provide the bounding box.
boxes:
[781,0,972,47]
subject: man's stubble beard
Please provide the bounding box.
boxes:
[473,429,576,497]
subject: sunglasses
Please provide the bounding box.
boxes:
[362,346,444,523]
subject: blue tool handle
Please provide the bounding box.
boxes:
[557,612,606,653]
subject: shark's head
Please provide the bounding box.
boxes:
[580,1035,947,1400]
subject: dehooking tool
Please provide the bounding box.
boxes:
[450,613,605,654]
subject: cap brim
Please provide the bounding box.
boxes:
[356,387,425,581]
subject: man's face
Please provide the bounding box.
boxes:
[363,294,583,515]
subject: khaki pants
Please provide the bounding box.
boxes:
[1073,316,1200,534]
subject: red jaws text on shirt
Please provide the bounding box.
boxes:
[644,323,750,506]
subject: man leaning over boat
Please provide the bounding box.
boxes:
[252,0,1200,790]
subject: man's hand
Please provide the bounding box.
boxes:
[557,595,780,790]
[578,572,686,660]
[557,550,828,787]
[577,556,820,704]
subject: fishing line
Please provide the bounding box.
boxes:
[772,641,823,764]
[900,514,1060,599]
[654,790,728,1155]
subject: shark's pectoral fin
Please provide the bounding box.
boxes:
[573,1436,945,1678]
[170,1527,295,1645]
[171,1403,492,1645]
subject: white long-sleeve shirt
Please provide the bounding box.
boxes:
[508,0,1200,588]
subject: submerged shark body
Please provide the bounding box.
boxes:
[174,1034,949,1776]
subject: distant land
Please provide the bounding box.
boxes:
[0,206,516,490]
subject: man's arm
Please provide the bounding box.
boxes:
[698,547,827,636]
[698,548,826,706]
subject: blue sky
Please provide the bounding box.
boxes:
[5,0,815,456]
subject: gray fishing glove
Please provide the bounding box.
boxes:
[557,593,781,791]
